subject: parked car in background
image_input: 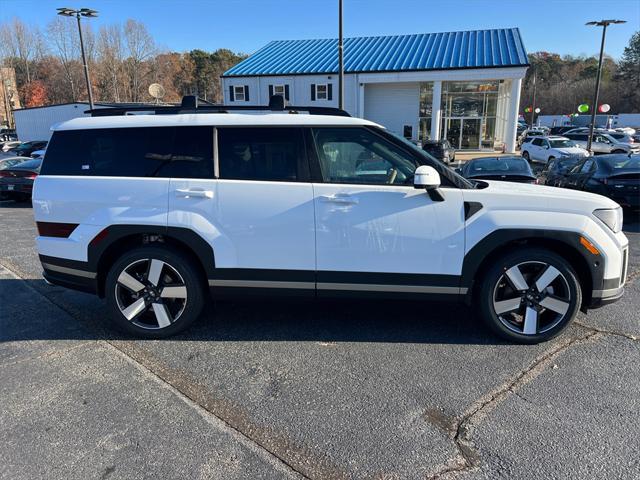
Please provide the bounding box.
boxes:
[521,136,589,164]
[549,126,575,136]
[607,132,636,145]
[1,140,21,152]
[538,156,583,186]
[30,149,46,159]
[9,140,48,157]
[422,139,456,163]
[564,133,639,155]
[456,156,537,183]
[555,154,640,209]
[0,129,17,142]
[0,158,42,202]
[0,156,27,200]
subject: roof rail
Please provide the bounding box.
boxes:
[87,95,351,117]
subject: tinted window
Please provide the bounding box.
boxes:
[468,158,531,173]
[313,127,419,185]
[41,127,214,178]
[580,160,595,173]
[217,127,306,182]
[532,138,544,146]
[12,159,42,170]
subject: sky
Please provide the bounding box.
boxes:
[1,0,639,59]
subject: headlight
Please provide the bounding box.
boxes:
[593,207,623,233]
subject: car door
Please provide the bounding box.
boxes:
[310,126,466,296]
[564,159,594,189]
[592,135,610,154]
[169,126,316,292]
[528,138,544,160]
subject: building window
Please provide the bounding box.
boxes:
[269,84,290,101]
[316,84,328,100]
[230,85,249,102]
[311,83,332,101]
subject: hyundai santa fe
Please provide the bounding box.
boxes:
[32,97,629,343]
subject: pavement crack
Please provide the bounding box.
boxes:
[426,330,601,480]
[574,320,638,342]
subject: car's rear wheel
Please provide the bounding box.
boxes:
[522,151,530,161]
[105,246,205,338]
[478,248,581,344]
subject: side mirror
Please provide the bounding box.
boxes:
[454,167,462,174]
[414,165,444,201]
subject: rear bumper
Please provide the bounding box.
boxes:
[40,255,98,295]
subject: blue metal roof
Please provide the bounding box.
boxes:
[223,28,528,77]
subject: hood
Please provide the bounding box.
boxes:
[554,146,588,155]
[463,179,620,214]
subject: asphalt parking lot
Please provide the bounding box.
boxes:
[1,201,639,480]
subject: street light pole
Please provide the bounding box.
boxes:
[57,7,98,110]
[585,19,626,153]
[338,0,344,110]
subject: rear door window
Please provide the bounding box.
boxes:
[41,127,214,178]
[217,127,307,182]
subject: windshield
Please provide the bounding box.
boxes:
[384,130,475,188]
[601,155,640,170]
[469,157,531,173]
[549,139,575,148]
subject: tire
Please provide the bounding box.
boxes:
[547,156,555,165]
[611,149,626,154]
[478,247,582,344]
[105,246,206,338]
[522,151,530,161]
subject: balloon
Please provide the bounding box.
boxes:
[534,108,541,113]
[578,104,589,113]
[598,104,610,113]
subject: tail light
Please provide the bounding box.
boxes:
[36,222,79,238]
[26,173,38,180]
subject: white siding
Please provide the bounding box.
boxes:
[13,103,101,141]
[364,83,419,140]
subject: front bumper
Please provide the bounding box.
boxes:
[588,245,629,308]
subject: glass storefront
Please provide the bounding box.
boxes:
[419,80,500,150]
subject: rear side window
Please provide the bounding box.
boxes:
[217,127,307,182]
[531,138,544,146]
[41,127,214,178]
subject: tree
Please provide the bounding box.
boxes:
[20,80,47,107]
[123,19,156,102]
[618,31,640,88]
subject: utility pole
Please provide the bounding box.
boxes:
[57,7,98,110]
[338,0,344,110]
[530,68,536,128]
[585,19,626,153]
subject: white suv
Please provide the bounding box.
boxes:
[32,97,629,343]
[521,136,589,164]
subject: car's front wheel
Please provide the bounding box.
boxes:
[478,248,582,344]
[522,151,530,161]
[105,246,205,338]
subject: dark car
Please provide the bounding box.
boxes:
[557,154,640,209]
[0,158,42,201]
[549,126,575,136]
[538,156,583,186]
[9,140,48,157]
[422,139,456,163]
[456,156,538,184]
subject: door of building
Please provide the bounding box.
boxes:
[443,117,482,150]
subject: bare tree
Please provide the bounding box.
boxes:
[123,19,156,102]
[47,17,82,101]
[0,18,41,99]
[96,24,125,102]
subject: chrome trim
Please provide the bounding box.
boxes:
[592,286,624,299]
[41,262,97,279]
[317,283,464,294]
[208,279,315,289]
[208,279,466,294]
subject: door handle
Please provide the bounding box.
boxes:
[175,188,213,199]
[319,194,358,204]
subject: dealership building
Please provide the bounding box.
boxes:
[222,28,529,152]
